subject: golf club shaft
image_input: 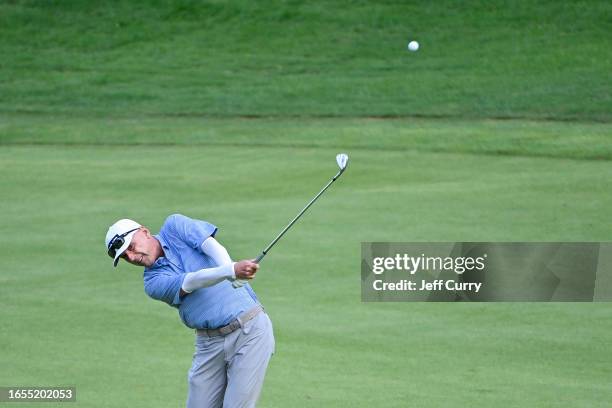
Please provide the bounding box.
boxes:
[255,168,344,263]
[232,163,346,288]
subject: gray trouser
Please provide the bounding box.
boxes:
[186,312,275,408]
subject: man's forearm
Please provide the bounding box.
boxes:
[181,263,236,293]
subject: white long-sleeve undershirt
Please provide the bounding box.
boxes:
[181,237,235,293]
[201,236,233,265]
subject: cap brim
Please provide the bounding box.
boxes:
[112,230,137,267]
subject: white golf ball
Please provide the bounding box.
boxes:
[408,41,419,52]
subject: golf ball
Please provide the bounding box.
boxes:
[408,41,419,52]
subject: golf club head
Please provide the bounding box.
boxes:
[336,153,349,173]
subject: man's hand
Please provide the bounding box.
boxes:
[234,260,259,280]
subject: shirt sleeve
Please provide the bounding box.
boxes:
[164,214,218,250]
[143,271,186,307]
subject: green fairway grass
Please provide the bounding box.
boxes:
[1,127,611,407]
[1,1,611,407]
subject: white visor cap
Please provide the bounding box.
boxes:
[105,219,141,267]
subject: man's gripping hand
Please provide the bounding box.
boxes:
[234,260,259,280]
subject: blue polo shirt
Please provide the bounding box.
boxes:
[143,214,259,329]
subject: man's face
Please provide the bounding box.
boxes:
[121,228,159,267]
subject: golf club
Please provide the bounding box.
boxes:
[233,153,349,288]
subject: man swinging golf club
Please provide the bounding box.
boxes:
[105,214,274,408]
[105,153,348,407]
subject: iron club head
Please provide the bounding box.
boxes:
[336,153,349,172]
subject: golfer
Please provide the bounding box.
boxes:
[105,214,275,408]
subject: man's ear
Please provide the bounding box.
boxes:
[141,227,151,238]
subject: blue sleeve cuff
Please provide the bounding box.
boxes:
[171,273,188,307]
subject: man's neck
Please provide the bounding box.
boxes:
[153,237,165,261]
